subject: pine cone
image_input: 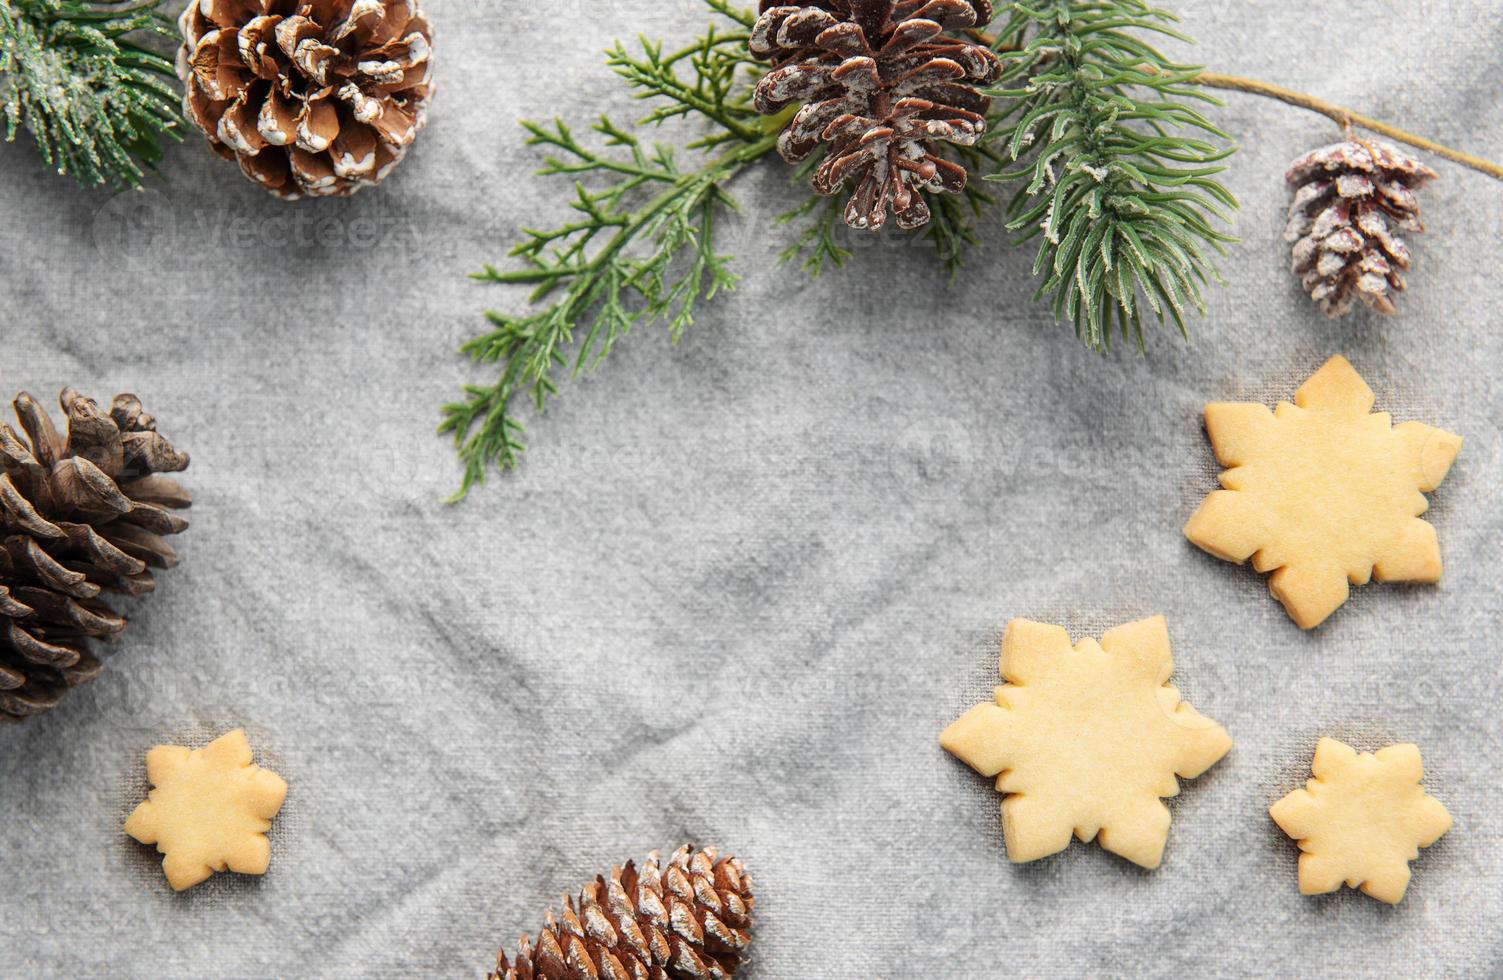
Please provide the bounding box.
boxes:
[0,390,190,721]
[177,0,434,199]
[490,846,755,980]
[1284,137,1438,316]
[750,0,1000,231]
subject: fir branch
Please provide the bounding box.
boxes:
[985,0,1238,351]
[442,1,778,499]
[0,0,181,188]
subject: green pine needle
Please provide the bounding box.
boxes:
[0,0,182,189]
[441,0,776,499]
[985,0,1239,351]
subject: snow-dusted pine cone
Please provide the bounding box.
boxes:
[0,390,190,721]
[178,0,434,199]
[1284,137,1438,316]
[489,846,754,980]
[750,0,1000,231]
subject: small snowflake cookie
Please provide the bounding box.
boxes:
[124,729,287,891]
[1184,355,1461,629]
[1270,737,1451,904]
[940,616,1231,869]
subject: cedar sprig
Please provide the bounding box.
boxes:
[776,189,852,278]
[606,0,759,147]
[441,1,775,498]
[986,0,1238,350]
[0,0,181,188]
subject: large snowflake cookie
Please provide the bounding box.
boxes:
[1184,355,1461,629]
[1270,737,1451,904]
[940,616,1231,869]
[124,729,288,891]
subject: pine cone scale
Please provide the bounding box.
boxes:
[3,615,77,667]
[10,539,91,597]
[0,476,56,538]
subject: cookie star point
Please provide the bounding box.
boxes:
[1186,356,1461,628]
[125,728,287,891]
[1270,737,1451,904]
[941,616,1231,870]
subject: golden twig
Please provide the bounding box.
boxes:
[1188,71,1503,181]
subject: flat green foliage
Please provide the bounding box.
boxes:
[0,0,180,188]
[441,1,774,498]
[987,0,1238,350]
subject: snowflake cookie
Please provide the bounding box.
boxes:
[940,616,1232,869]
[124,729,287,891]
[1184,355,1461,629]
[1270,737,1451,904]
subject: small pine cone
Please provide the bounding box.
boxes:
[750,0,1000,231]
[490,846,755,980]
[1284,137,1438,316]
[0,390,191,721]
[178,0,434,199]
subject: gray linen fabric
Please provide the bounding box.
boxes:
[1,1,1500,976]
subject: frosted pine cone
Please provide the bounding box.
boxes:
[1284,137,1438,316]
[489,846,754,980]
[178,0,434,199]
[750,0,1000,231]
[0,390,190,721]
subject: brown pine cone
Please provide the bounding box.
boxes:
[177,0,434,199]
[1284,137,1438,316]
[490,846,754,980]
[0,390,190,721]
[750,0,1000,231]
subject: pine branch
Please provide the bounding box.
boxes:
[985,0,1238,351]
[0,0,181,188]
[441,1,778,499]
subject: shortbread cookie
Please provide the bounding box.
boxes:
[1270,737,1451,904]
[940,616,1231,869]
[1184,355,1461,628]
[124,729,287,891]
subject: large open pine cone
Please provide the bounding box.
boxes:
[750,0,999,231]
[490,846,754,980]
[0,391,190,721]
[178,0,434,199]
[1284,137,1438,316]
